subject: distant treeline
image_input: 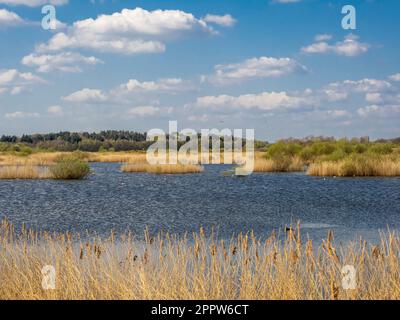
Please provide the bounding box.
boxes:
[0,131,151,152]
[0,130,255,153]
[0,131,399,154]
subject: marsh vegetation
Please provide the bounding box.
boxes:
[0,220,398,300]
[49,155,90,180]
[1,137,400,177]
[250,139,400,176]
[308,155,400,177]
[0,165,51,180]
[121,163,204,174]
[0,153,90,180]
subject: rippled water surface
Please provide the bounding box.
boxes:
[0,163,399,243]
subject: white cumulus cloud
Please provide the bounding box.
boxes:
[22,52,103,73]
[389,73,400,82]
[0,0,67,7]
[365,93,383,104]
[116,78,191,93]
[36,8,216,55]
[202,14,236,27]
[0,9,24,26]
[204,56,307,85]
[62,88,107,103]
[0,69,44,95]
[127,106,160,117]
[47,105,63,116]
[195,91,317,111]
[5,111,40,119]
[314,34,332,42]
[356,105,400,118]
[323,78,392,102]
[326,109,351,118]
[63,77,192,105]
[302,34,370,57]
[273,0,302,3]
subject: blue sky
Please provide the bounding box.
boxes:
[0,0,399,141]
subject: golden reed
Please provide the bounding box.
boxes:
[121,163,204,174]
[0,220,399,300]
[308,156,400,177]
[251,157,304,173]
[0,165,51,179]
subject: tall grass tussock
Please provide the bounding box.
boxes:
[50,155,90,180]
[0,220,399,300]
[87,152,147,163]
[308,155,400,177]
[251,156,304,173]
[0,152,67,166]
[0,154,90,180]
[121,163,204,174]
[0,165,51,179]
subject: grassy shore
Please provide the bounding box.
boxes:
[0,151,148,166]
[0,154,90,180]
[0,220,399,300]
[1,138,400,177]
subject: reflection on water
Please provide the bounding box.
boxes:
[0,163,399,243]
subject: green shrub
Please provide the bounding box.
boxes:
[369,143,393,155]
[310,142,336,156]
[322,149,347,162]
[299,147,314,162]
[267,141,302,159]
[355,144,367,154]
[265,140,395,164]
[18,146,34,156]
[78,139,103,152]
[50,156,90,180]
[341,143,354,155]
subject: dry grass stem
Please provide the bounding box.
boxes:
[0,221,398,300]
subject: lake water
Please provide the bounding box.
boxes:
[0,163,399,244]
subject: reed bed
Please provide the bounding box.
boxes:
[0,165,51,179]
[0,220,399,300]
[124,152,249,166]
[2,151,399,177]
[0,153,68,166]
[0,152,149,166]
[0,155,90,180]
[49,156,90,180]
[87,152,147,163]
[43,151,244,165]
[121,163,204,174]
[244,156,305,173]
[308,156,400,177]
[0,151,254,166]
